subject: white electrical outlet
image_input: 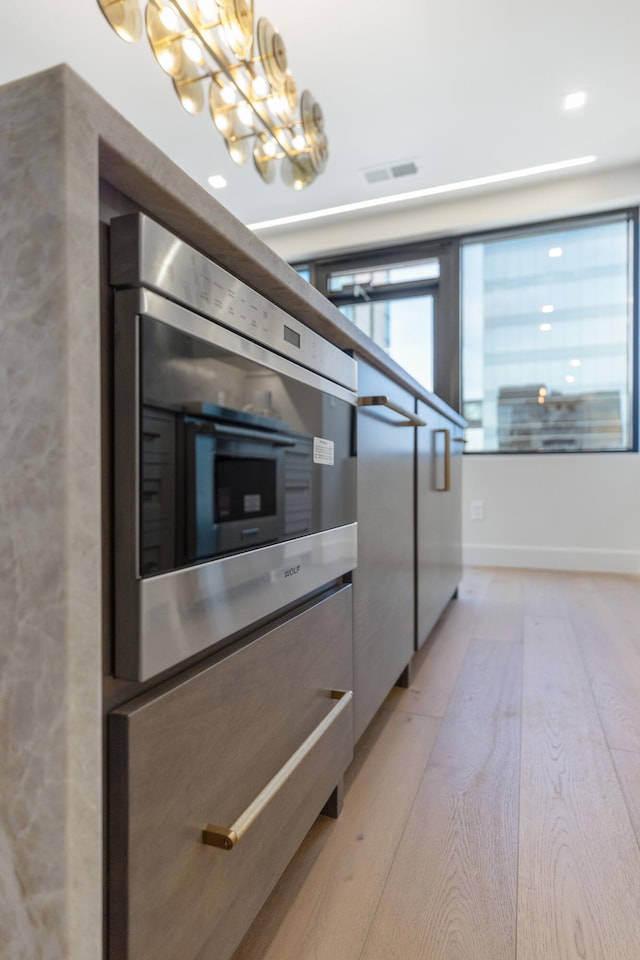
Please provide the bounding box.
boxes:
[471,500,485,521]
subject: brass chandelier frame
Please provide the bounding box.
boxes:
[97,0,328,189]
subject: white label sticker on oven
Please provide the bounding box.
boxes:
[313,437,334,465]
[244,494,261,513]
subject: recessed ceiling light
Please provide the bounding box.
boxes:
[569,359,581,367]
[548,246,563,257]
[540,323,552,332]
[564,91,587,110]
[208,174,227,189]
[565,375,576,383]
[541,304,554,314]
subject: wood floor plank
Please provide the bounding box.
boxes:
[484,568,526,604]
[566,575,640,752]
[465,570,522,643]
[611,748,640,851]
[358,638,522,960]
[471,600,523,643]
[591,574,640,646]
[522,568,571,617]
[592,572,640,661]
[383,594,473,719]
[517,613,640,960]
[457,565,494,603]
[231,709,440,960]
[464,568,524,644]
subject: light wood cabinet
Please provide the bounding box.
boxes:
[108,586,353,960]
[352,358,416,742]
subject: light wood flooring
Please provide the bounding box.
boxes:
[232,567,640,960]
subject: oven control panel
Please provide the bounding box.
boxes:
[110,213,356,392]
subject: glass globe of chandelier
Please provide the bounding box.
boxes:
[97,0,328,189]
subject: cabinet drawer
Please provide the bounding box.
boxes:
[109,586,353,960]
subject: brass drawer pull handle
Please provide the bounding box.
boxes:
[202,689,353,851]
[357,395,426,427]
[434,428,451,492]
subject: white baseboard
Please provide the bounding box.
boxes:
[462,543,640,575]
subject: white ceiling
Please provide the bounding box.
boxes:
[2,0,640,232]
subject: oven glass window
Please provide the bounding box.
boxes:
[215,457,276,522]
[138,314,355,575]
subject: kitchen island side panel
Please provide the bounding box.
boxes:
[0,69,103,960]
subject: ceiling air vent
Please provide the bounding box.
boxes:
[391,161,418,178]
[363,159,418,185]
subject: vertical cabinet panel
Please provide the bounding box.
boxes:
[440,421,464,603]
[415,403,445,645]
[416,401,463,648]
[352,358,416,742]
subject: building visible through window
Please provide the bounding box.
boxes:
[461,213,635,453]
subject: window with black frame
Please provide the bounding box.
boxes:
[297,209,636,444]
[308,251,443,393]
[461,212,636,454]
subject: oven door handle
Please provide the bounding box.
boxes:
[357,395,426,427]
[202,689,353,851]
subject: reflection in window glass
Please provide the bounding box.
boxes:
[328,258,440,293]
[329,273,354,292]
[340,296,434,391]
[461,217,634,453]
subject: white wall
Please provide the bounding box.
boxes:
[257,163,640,574]
[463,453,640,574]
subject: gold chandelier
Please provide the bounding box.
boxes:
[96,0,328,189]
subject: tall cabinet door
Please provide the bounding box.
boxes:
[440,421,464,602]
[416,399,463,648]
[415,401,444,646]
[352,358,417,742]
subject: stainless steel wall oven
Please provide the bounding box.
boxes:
[110,214,357,681]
